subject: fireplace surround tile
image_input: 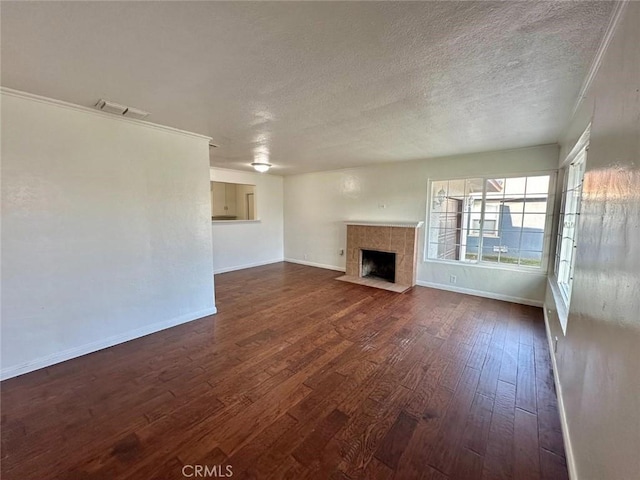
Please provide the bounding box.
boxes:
[390,227,407,251]
[343,222,422,290]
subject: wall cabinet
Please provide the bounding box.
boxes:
[211,182,237,218]
[211,181,257,221]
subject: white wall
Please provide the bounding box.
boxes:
[284,144,558,305]
[210,168,283,273]
[1,89,216,380]
[544,3,640,479]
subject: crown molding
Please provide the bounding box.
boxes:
[569,0,629,121]
[0,87,212,142]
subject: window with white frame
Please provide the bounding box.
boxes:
[555,134,588,305]
[427,175,553,268]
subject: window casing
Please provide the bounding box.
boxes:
[555,144,587,305]
[426,174,553,269]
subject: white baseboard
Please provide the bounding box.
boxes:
[415,280,543,307]
[284,258,346,272]
[214,258,284,274]
[0,306,217,381]
[543,305,577,480]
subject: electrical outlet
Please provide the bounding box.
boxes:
[303,253,308,260]
[449,275,457,284]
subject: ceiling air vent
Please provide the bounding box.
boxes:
[124,107,150,120]
[95,99,149,120]
[95,99,127,115]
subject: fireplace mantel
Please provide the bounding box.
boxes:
[344,221,424,228]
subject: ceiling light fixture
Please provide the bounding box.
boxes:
[251,162,272,173]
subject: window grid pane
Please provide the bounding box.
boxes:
[555,147,587,302]
[428,174,551,269]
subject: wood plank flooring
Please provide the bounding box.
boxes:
[0,262,567,479]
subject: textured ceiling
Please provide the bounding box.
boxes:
[1,1,614,175]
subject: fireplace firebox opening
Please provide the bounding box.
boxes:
[361,250,396,283]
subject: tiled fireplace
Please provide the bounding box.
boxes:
[341,221,423,292]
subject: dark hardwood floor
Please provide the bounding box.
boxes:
[0,262,567,479]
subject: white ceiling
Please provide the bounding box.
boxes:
[1,1,614,175]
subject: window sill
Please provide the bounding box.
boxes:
[547,275,569,335]
[424,257,548,275]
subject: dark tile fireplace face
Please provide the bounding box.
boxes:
[361,249,396,283]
